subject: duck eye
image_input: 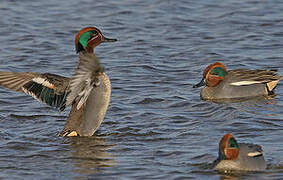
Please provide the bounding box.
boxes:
[210,71,218,75]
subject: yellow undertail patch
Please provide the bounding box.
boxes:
[266,80,279,92]
[67,131,78,137]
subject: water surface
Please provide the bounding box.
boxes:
[0,0,283,179]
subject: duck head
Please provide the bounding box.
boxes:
[75,27,117,53]
[218,133,240,160]
[193,62,227,88]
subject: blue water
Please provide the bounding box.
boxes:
[0,0,283,179]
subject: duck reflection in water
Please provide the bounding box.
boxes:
[67,135,117,175]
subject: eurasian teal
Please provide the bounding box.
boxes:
[0,27,117,136]
[193,62,282,100]
[213,133,266,172]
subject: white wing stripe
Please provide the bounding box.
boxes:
[230,81,262,86]
[248,151,262,157]
[33,77,54,88]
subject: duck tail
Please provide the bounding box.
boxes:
[266,80,280,95]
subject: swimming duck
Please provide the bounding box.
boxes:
[193,62,282,100]
[213,133,266,172]
[0,27,117,136]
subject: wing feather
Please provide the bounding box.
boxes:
[66,53,104,109]
[0,71,70,111]
[228,69,281,86]
[0,72,37,92]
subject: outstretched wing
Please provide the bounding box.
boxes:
[0,72,70,111]
[66,53,104,109]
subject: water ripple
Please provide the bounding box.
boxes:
[0,0,282,179]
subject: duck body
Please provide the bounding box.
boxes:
[194,62,282,101]
[0,27,117,137]
[214,134,266,172]
[60,59,111,136]
[80,73,111,136]
[201,69,275,100]
[214,143,266,171]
